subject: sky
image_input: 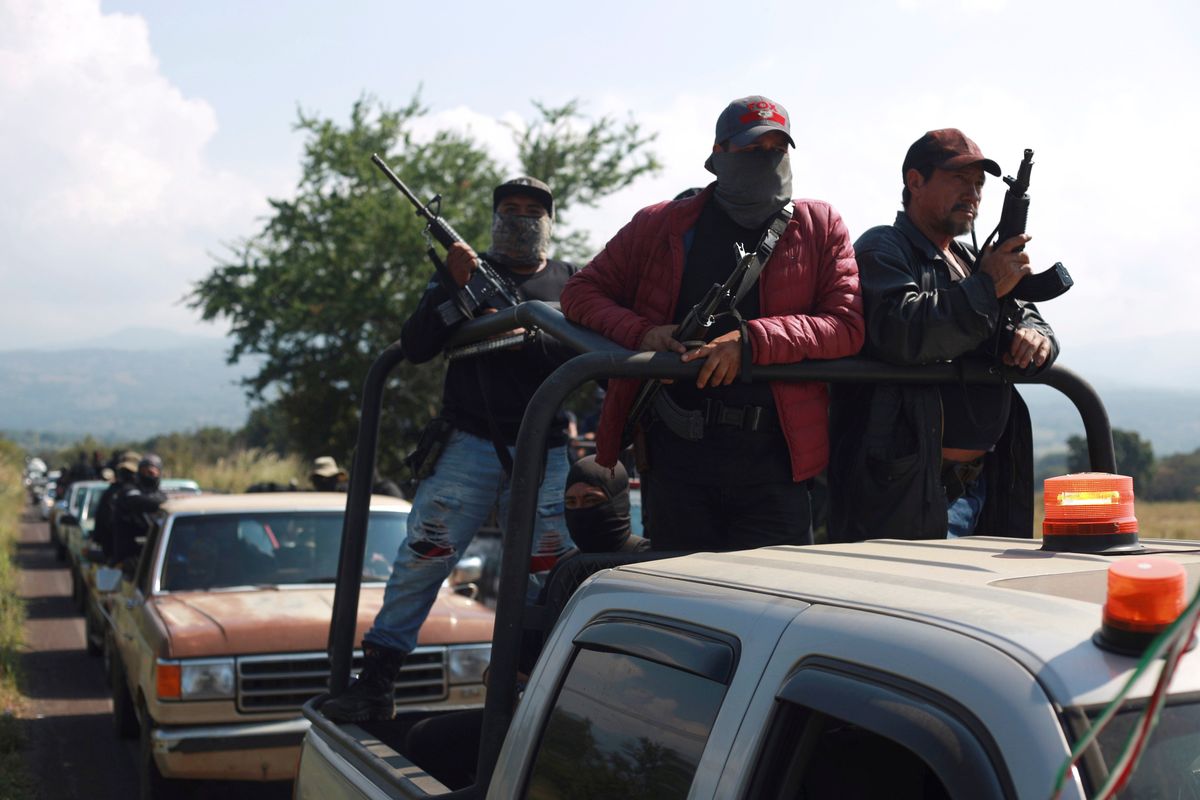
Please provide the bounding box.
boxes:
[2,0,1198,388]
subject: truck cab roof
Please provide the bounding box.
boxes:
[612,536,1200,707]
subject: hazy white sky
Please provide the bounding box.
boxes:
[2,0,1198,386]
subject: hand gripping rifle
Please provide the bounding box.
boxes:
[371,154,521,326]
[623,243,756,442]
[983,149,1073,303]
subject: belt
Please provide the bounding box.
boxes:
[942,456,985,504]
[651,393,780,441]
[703,399,780,433]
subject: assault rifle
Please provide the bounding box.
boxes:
[623,243,756,441]
[371,154,521,326]
[985,149,1073,303]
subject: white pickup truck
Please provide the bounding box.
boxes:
[295,303,1200,799]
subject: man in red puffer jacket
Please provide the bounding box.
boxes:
[561,95,863,551]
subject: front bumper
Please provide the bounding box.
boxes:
[151,717,311,781]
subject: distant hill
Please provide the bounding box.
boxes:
[0,337,257,442]
[2,329,1197,459]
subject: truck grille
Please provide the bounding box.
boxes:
[237,647,448,713]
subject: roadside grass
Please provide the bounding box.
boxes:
[0,441,35,799]
[182,450,306,494]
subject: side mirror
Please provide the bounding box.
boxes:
[453,583,480,601]
[449,555,484,587]
[95,566,123,593]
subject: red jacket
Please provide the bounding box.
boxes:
[561,186,864,481]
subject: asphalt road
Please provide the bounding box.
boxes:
[16,508,290,800]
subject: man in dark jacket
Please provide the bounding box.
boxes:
[828,129,1058,541]
[323,177,577,723]
[561,95,863,552]
[112,454,167,567]
[93,451,139,562]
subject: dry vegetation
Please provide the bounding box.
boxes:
[182,450,307,494]
[0,442,34,799]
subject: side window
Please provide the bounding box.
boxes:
[747,662,1009,800]
[523,617,737,800]
[750,704,951,799]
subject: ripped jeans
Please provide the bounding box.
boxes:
[364,429,572,654]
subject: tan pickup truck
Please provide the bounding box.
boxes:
[103,492,494,799]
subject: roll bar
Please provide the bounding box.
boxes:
[326,300,1115,792]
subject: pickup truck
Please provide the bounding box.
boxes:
[294,303,1198,799]
[101,491,495,799]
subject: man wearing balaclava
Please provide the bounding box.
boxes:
[111,454,168,567]
[561,95,864,552]
[564,456,649,554]
[324,178,578,724]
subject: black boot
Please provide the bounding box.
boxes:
[322,643,405,722]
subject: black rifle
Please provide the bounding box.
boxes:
[985,149,1073,303]
[371,154,521,326]
[623,243,755,440]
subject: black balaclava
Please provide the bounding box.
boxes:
[564,456,631,553]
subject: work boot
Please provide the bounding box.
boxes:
[322,643,405,722]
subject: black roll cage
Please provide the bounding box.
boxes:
[322,299,1115,794]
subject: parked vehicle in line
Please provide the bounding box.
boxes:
[160,477,201,496]
[100,491,494,799]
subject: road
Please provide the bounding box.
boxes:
[16,509,290,800]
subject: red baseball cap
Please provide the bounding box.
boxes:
[902,129,1001,177]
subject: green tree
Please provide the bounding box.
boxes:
[1066,428,1155,493]
[1149,448,1200,501]
[189,96,658,479]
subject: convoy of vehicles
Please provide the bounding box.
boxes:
[95,491,494,798]
[22,303,1200,799]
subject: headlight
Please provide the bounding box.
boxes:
[157,659,236,700]
[447,645,491,685]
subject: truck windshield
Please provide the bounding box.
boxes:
[1089,701,1200,797]
[159,510,407,591]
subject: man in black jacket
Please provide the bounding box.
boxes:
[112,454,167,567]
[828,129,1058,541]
[93,451,139,563]
[323,177,577,722]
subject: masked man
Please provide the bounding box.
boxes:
[564,455,649,553]
[561,96,863,552]
[111,454,167,568]
[323,177,577,723]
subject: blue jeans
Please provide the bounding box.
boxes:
[947,476,987,538]
[365,430,572,654]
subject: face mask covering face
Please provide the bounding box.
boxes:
[490,212,551,267]
[708,149,793,228]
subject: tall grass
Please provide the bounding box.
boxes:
[184,449,307,494]
[0,440,34,798]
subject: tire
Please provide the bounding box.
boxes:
[110,645,139,739]
[55,540,67,562]
[71,571,85,613]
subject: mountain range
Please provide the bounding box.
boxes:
[1,328,1198,458]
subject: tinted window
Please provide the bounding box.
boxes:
[751,704,951,800]
[524,648,726,799]
[1090,702,1200,798]
[159,510,407,591]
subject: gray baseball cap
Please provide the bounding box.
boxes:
[714,95,795,149]
[493,177,554,218]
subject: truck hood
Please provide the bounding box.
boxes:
[152,586,495,659]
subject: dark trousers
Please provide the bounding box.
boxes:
[643,475,813,552]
